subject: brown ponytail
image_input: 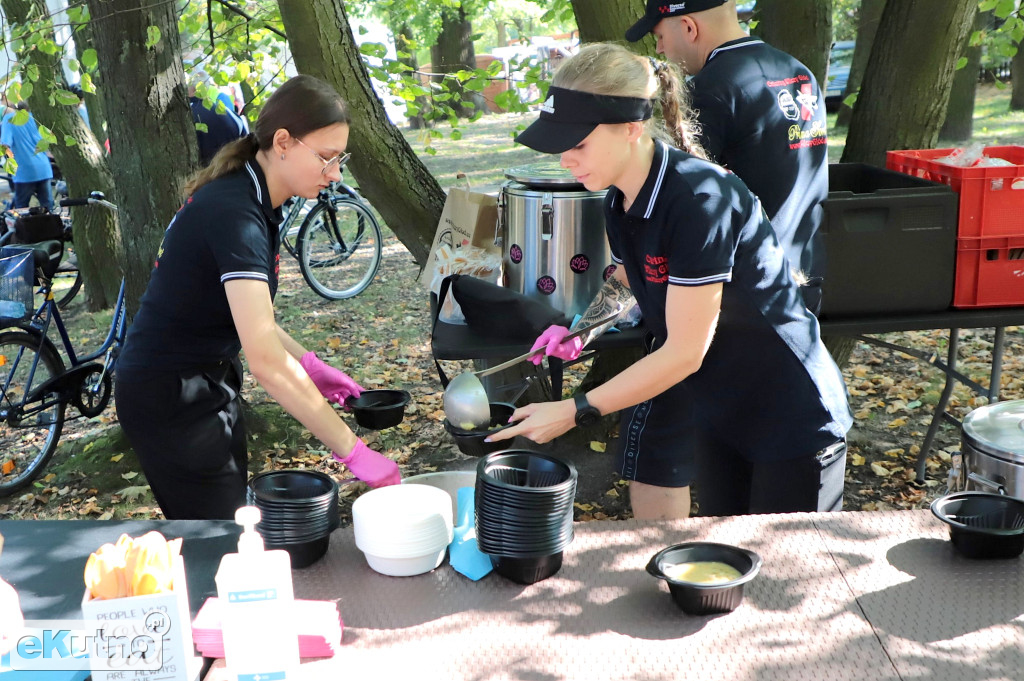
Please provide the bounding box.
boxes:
[183,133,258,197]
[649,58,708,161]
[182,74,349,198]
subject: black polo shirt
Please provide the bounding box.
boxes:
[689,37,828,299]
[605,141,850,461]
[118,160,283,375]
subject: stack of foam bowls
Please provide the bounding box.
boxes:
[475,450,577,584]
[352,484,454,577]
[247,469,339,569]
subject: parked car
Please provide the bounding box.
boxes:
[825,40,855,112]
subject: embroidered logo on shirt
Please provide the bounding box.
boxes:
[777,90,799,121]
[796,83,818,120]
[644,254,668,284]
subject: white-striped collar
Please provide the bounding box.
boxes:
[244,160,263,205]
[707,37,764,65]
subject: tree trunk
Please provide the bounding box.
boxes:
[2,0,120,310]
[1012,32,1024,110]
[71,11,108,145]
[841,0,976,167]
[836,0,886,128]
[940,7,985,142]
[570,0,653,52]
[85,0,199,313]
[754,0,832,88]
[429,4,487,119]
[277,0,444,268]
[392,21,430,130]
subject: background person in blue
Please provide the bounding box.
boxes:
[0,101,54,210]
[189,76,248,166]
[626,0,829,316]
[486,43,851,519]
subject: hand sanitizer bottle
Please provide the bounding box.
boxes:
[215,506,299,680]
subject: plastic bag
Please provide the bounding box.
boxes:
[429,244,502,324]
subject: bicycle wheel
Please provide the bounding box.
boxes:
[296,197,383,300]
[0,329,66,496]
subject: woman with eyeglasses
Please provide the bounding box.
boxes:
[115,75,399,520]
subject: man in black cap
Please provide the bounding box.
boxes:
[626,0,828,315]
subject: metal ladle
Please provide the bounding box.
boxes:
[442,313,619,430]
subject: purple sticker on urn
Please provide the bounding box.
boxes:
[509,244,523,264]
[536,276,557,295]
[570,253,590,274]
[603,265,616,281]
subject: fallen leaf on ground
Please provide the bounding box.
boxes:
[589,441,606,453]
[870,463,892,477]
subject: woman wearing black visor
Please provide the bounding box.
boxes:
[487,43,851,519]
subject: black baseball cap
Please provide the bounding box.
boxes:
[515,86,654,154]
[625,0,729,42]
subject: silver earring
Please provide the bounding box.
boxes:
[280,153,285,160]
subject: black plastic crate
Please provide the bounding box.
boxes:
[820,163,959,318]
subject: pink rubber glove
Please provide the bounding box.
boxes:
[529,325,583,366]
[333,440,401,488]
[300,351,363,409]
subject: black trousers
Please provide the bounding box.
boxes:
[115,357,248,520]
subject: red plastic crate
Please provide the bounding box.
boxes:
[953,235,1024,308]
[886,146,1024,238]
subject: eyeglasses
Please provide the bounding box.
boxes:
[293,137,351,175]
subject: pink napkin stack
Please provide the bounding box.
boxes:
[191,597,343,658]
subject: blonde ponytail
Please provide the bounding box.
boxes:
[552,43,707,160]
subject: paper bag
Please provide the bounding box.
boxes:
[418,188,501,288]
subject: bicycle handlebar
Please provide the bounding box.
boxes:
[59,194,118,213]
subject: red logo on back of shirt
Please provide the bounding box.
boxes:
[274,253,280,277]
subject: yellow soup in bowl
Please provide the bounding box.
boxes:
[663,561,742,585]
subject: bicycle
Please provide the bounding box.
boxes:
[0,193,123,496]
[0,199,82,309]
[279,175,383,301]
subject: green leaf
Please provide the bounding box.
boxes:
[25,64,39,83]
[20,82,33,100]
[237,62,251,80]
[3,157,17,175]
[38,39,59,56]
[842,91,859,108]
[145,25,162,49]
[451,129,462,140]
[68,59,80,73]
[55,89,79,106]
[82,49,98,71]
[359,42,387,58]
[63,135,78,147]
[995,0,1016,19]
[955,56,968,71]
[12,109,29,126]
[80,73,95,94]
[195,122,209,133]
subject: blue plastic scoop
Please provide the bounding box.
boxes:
[449,487,493,581]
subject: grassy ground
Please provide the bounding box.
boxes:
[2,83,1023,522]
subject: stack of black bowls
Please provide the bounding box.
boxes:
[475,450,577,584]
[247,469,339,568]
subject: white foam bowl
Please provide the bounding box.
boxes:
[363,545,448,577]
[353,483,454,558]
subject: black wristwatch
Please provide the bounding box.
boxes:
[574,393,601,428]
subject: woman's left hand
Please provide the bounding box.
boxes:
[300,352,363,409]
[485,400,577,444]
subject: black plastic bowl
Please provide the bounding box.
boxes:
[930,492,1024,559]
[264,534,331,569]
[489,551,563,584]
[345,389,411,430]
[646,542,762,615]
[444,402,515,457]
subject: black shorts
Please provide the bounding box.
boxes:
[114,357,248,520]
[695,428,846,516]
[613,379,696,487]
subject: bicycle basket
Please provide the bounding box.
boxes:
[0,247,34,322]
[12,210,65,243]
